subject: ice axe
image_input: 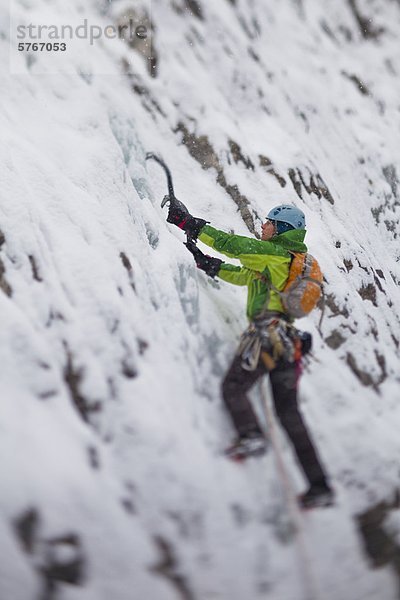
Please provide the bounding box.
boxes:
[145,152,188,213]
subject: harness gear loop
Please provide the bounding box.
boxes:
[237,324,262,371]
[261,351,276,370]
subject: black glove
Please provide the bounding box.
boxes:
[166,197,208,240]
[185,240,222,278]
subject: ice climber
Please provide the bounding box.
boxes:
[166,201,334,509]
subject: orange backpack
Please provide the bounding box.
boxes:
[276,252,323,319]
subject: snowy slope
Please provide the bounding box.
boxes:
[1,0,400,599]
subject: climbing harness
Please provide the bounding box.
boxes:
[238,313,309,372]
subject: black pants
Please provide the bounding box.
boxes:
[222,353,327,486]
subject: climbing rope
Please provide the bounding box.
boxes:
[259,378,322,600]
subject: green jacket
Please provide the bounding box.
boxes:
[198,225,308,320]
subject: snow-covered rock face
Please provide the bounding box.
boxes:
[1,0,400,598]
